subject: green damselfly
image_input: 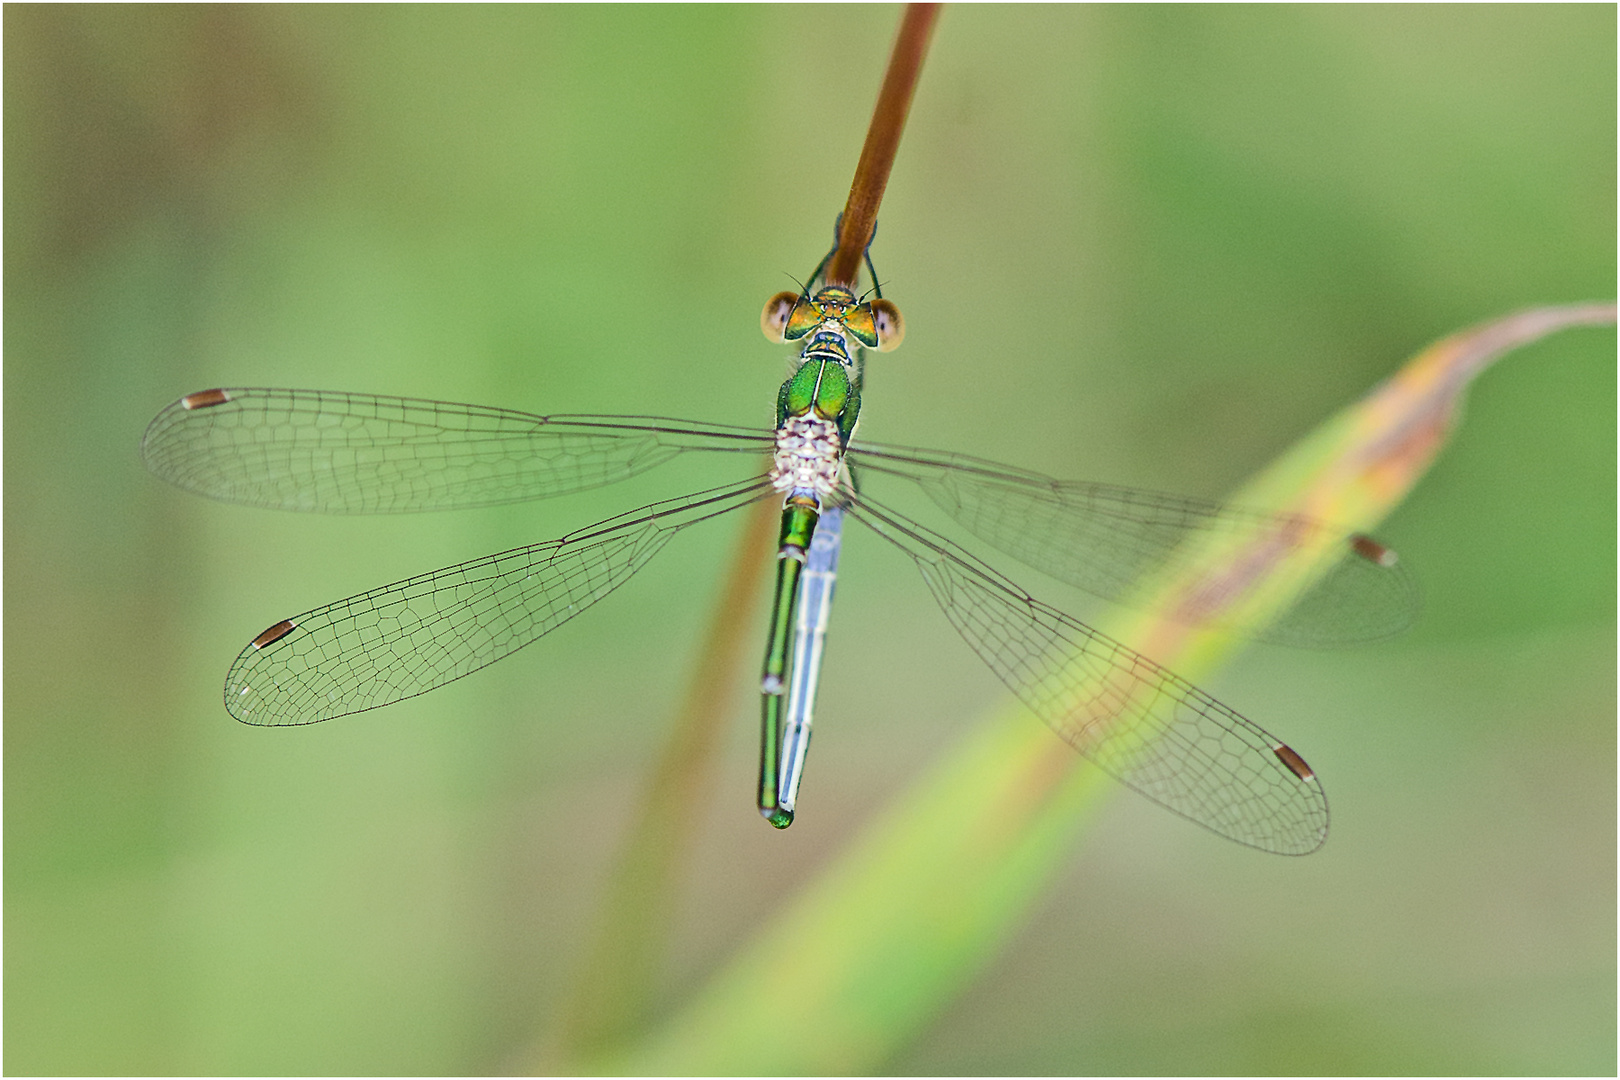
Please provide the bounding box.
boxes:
[142,239,1415,855]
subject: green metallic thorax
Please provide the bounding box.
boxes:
[776,346,862,446]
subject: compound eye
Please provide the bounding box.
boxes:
[761,291,799,342]
[871,299,904,352]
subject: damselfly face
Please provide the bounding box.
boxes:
[761,286,905,352]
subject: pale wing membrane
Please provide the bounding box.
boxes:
[142,387,774,513]
[851,442,1417,648]
[225,478,773,726]
[850,494,1329,855]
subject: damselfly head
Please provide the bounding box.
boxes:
[762,285,902,351]
[762,287,850,343]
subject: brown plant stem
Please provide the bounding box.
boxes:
[825,3,941,286]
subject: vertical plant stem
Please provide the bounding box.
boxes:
[825,3,941,286]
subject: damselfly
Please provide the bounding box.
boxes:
[142,239,1415,855]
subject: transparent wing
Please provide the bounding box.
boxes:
[142,387,774,513]
[224,477,773,726]
[850,492,1329,855]
[850,441,1417,648]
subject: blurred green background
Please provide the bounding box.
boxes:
[6,5,1613,1074]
